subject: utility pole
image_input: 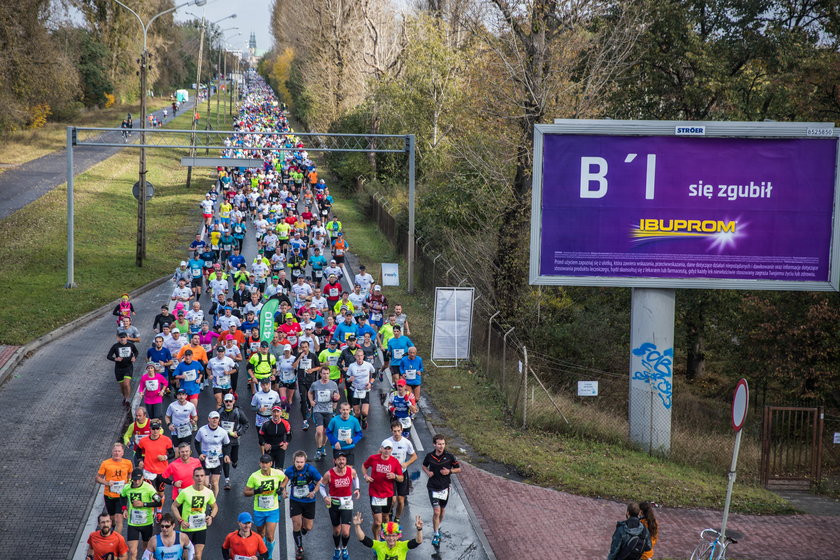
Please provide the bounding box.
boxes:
[186,18,205,189]
[137,48,148,266]
[217,44,221,122]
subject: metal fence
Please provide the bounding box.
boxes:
[363,191,839,488]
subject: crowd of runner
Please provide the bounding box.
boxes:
[93,71,460,560]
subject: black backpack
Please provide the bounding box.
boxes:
[615,529,647,560]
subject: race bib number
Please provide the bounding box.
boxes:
[399,417,412,429]
[205,451,221,468]
[371,496,388,507]
[130,509,148,525]
[143,469,157,481]
[109,481,125,494]
[176,423,192,438]
[221,421,234,432]
[327,356,338,366]
[234,555,250,560]
[431,488,449,501]
[404,369,417,380]
[202,344,212,352]
[335,496,352,510]
[145,379,159,392]
[118,347,131,358]
[353,390,367,399]
[258,494,276,509]
[315,270,323,279]
[338,428,352,441]
[370,312,382,321]
[192,269,201,277]
[300,359,312,369]
[317,390,331,402]
[188,513,206,530]
[292,268,302,277]
[365,355,374,364]
[183,369,197,382]
[293,485,309,499]
[288,335,297,344]
[392,349,404,360]
[329,288,339,297]
[335,249,344,256]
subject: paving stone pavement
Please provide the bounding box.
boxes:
[0,279,174,559]
[457,462,840,560]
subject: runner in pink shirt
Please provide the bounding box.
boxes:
[161,442,202,500]
[138,363,169,421]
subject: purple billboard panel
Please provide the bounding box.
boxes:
[531,125,840,290]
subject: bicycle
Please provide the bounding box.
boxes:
[690,528,742,559]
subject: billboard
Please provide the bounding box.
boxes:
[529,120,840,290]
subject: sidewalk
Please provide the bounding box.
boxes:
[457,462,840,559]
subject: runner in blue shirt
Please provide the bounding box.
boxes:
[386,325,414,384]
[326,402,363,465]
[187,256,205,300]
[226,247,246,272]
[284,451,323,559]
[399,347,424,402]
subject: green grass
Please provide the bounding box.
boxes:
[0,95,236,346]
[0,99,171,171]
[332,189,795,515]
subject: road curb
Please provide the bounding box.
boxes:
[0,273,171,388]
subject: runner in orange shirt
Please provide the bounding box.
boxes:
[135,419,174,520]
[222,512,268,559]
[86,513,128,560]
[177,334,209,365]
[95,442,133,534]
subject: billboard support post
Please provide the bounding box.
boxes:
[629,288,675,453]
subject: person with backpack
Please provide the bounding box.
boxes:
[639,501,659,560]
[606,502,652,560]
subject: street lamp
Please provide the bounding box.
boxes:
[185,12,237,188]
[215,28,239,120]
[112,0,207,267]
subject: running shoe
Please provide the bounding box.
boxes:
[302,419,309,431]
[432,531,441,547]
[295,546,304,560]
[361,418,367,430]
[332,550,341,560]
[341,548,350,560]
[224,479,231,491]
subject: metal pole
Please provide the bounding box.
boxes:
[407,134,416,294]
[216,45,221,123]
[137,47,148,266]
[65,127,77,289]
[522,346,528,428]
[720,428,743,540]
[186,19,206,189]
[487,311,500,368]
[502,327,515,395]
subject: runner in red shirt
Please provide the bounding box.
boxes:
[362,443,404,537]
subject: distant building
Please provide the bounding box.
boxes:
[248,32,257,66]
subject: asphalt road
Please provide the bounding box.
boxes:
[60,186,488,559]
[0,99,195,221]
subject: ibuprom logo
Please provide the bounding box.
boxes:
[675,125,705,136]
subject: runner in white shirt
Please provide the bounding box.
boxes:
[291,278,313,310]
[208,276,229,299]
[207,346,237,407]
[381,422,418,522]
[346,350,376,428]
[217,309,241,333]
[251,378,282,429]
[194,411,231,495]
[165,389,198,445]
[186,303,204,333]
[348,285,367,319]
[170,280,192,309]
[323,261,343,280]
[354,266,375,295]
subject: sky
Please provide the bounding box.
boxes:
[173,0,274,56]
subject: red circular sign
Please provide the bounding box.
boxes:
[731,378,749,432]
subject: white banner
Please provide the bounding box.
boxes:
[431,287,474,362]
[381,263,400,286]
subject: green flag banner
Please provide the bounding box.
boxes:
[259,297,280,343]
